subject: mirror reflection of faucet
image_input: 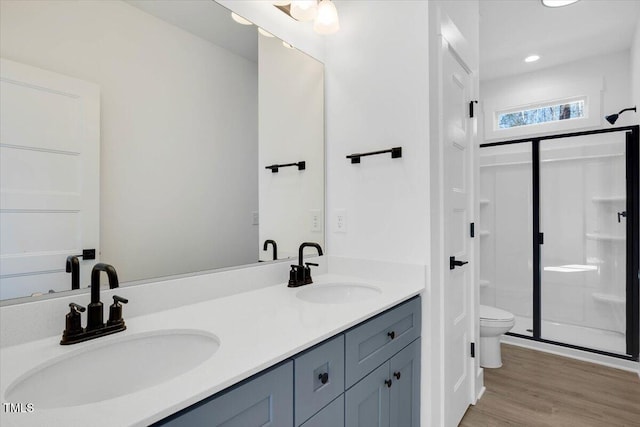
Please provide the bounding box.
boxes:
[288,242,323,287]
[60,263,128,345]
[65,249,98,290]
[263,239,278,261]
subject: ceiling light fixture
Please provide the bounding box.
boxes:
[541,0,580,7]
[258,28,275,38]
[231,12,253,26]
[525,55,540,63]
[274,0,340,35]
[290,0,318,22]
[314,0,340,34]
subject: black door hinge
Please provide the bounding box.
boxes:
[469,100,478,118]
[471,342,476,358]
[538,232,544,245]
[470,222,475,238]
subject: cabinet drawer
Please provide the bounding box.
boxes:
[294,335,345,426]
[345,297,421,388]
[299,395,344,427]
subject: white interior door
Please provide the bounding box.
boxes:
[442,42,474,426]
[0,58,100,299]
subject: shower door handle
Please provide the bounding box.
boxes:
[618,211,627,223]
[450,256,469,270]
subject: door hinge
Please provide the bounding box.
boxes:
[538,232,544,245]
[470,222,475,238]
[469,100,478,118]
[470,342,476,358]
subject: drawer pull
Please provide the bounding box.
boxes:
[393,371,401,380]
[384,379,393,388]
[387,331,396,340]
[318,372,329,384]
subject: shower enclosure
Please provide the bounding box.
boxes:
[479,126,639,360]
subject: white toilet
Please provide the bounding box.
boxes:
[479,305,515,368]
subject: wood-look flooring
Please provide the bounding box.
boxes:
[460,344,640,427]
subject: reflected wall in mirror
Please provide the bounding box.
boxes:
[0,0,324,301]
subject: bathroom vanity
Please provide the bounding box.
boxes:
[157,297,421,427]
[0,270,423,427]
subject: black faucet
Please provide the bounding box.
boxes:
[66,256,80,290]
[86,263,119,331]
[61,263,127,345]
[263,239,278,261]
[288,242,323,287]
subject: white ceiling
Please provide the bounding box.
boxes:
[480,0,640,81]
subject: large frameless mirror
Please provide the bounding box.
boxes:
[0,0,325,302]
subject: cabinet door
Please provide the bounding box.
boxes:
[389,339,421,427]
[345,363,390,427]
[300,395,344,427]
[159,362,293,427]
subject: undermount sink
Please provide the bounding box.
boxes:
[296,283,382,304]
[5,329,219,409]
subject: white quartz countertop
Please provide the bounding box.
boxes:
[0,273,422,426]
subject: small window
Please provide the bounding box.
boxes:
[497,98,585,130]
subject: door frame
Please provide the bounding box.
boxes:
[480,125,640,361]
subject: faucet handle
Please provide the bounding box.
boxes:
[69,302,86,312]
[61,302,86,344]
[303,263,318,285]
[107,295,128,327]
[112,295,128,304]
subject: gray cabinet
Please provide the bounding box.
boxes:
[294,335,345,426]
[390,338,421,427]
[300,395,344,427]
[345,297,421,388]
[345,339,421,427]
[345,362,390,427]
[159,362,293,427]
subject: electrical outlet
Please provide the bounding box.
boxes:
[252,211,259,226]
[310,209,322,232]
[334,209,347,233]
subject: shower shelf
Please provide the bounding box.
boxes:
[592,293,624,304]
[585,233,624,242]
[592,196,625,203]
[479,230,490,237]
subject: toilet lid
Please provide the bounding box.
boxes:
[480,305,514,321]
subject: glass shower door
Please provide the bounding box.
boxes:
[539,132,627,355]
[479,143,533,337]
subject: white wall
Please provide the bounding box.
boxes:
[0,0,258,282]
[324,1,430,265]
[481,50,633,142]
[632,14,640,113]
[258,35,325,261]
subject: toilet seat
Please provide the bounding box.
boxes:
[480,305,515,322]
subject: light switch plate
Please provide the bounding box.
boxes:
[310,209,322,232]
[333,209,347,233]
